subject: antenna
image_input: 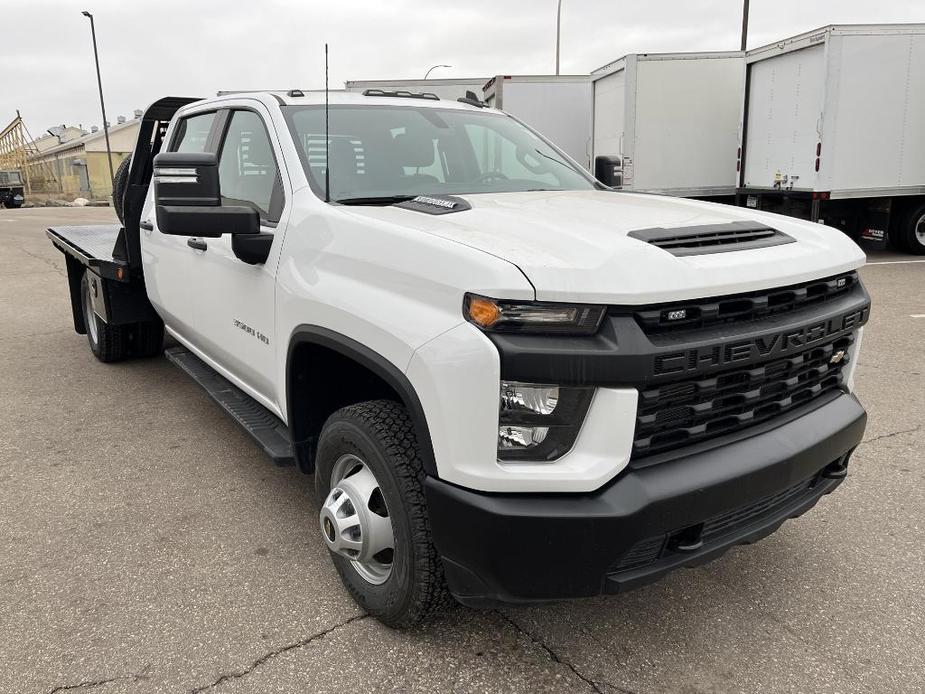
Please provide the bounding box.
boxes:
[324,43,330,203]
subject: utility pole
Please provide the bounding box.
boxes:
[740,0,750,51]
[81,11,115,185]
[555,0,563,75]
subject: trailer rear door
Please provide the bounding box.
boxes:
[743,44,825,190]
[821,31,925,194]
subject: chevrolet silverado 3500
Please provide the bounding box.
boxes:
[47,91,870,627]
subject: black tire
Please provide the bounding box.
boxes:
[112,157,131,225]
[894,203,925,255]
[130,319,165,358]
[315,400,453,628]
[80,271,128,362]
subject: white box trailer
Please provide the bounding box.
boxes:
[345,78,488,102]
[482,75,592,168]
[737,24,925,253]
[591,52,745,198]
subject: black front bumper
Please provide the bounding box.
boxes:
[425,393,866,607]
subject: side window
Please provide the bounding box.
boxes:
[171,112,216,153]
[218,111,283,222]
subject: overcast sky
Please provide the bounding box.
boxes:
[4,0,925,133]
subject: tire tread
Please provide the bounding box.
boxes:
[320,400,453,627]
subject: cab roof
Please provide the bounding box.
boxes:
[201,89,489,112]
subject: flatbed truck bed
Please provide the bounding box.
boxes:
[46,225,128,282]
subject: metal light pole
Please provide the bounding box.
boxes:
[555,0,563,75]
[740,0,750,51]
[424,64,452,79]
[81,11,115,185]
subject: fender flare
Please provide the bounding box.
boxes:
[286,325,438,477]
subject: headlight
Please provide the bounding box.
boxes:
[498,381,593,462]
[465,294,605,335]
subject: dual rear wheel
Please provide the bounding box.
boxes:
[80,270,164,362]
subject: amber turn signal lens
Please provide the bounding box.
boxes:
[467,296,502,327]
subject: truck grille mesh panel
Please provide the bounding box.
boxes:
[633,272,858,334]
[610,475,817,575]
[633,335,853,458]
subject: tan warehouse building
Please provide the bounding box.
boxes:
[28,115,140,200]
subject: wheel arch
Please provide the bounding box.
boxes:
[286,325,438,477]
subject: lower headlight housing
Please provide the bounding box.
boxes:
[497,381,594,462]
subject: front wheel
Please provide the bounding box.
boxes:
[315,400,452,628]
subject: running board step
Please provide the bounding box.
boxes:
[165,346,294,466]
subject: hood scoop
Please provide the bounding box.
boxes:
[394,195,472,215]
[628,221,794,256]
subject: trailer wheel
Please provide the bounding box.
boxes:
[112,157,131,225]
[315,400,453,628]
[80,271,128,362]
[897,203,925,255]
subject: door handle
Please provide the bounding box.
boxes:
[187,238,208,251]
[140,219,154,231]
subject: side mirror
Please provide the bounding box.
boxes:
[594,155,623,188]
[153,152,259,237]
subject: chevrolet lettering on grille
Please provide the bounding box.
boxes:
[653,305,870,378]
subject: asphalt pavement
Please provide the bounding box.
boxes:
[1,206,923,693]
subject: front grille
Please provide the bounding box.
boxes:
[633,334,853,458]
[633,272,858,334]
[700,477,813,542]
[610,474,820,576]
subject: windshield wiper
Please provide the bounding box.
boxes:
[533,149,575,171]
[334,194,418,206]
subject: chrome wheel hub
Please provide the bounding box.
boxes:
[915,212,925,245]
[319,454,395,585]
[83,281,98,343]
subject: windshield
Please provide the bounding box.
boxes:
[283,105,597,202]
[0,171,23,186]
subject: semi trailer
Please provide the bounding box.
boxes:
[591,51,745,198]
[482,74,593,168]
[736,24,925,253]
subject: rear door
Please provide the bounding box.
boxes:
[188,104,290,413]
[141,109,218,342]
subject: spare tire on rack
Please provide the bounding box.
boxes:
[112,156,131,225]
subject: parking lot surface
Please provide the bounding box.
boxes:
[1,206,923,693]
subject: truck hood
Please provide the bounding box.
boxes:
[341,190,866,303]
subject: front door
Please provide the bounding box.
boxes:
[190,105,290,414]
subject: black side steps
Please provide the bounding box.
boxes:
[165,346,295,466]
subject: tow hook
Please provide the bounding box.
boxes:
[668,523,705,552]
[822,458,849,480]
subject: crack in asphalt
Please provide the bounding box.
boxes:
[189,614,368,692]
[18,245,66,276]
[497,611,628,694]
[861,425,921,445]
[48,667,149,693]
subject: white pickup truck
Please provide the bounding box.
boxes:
[47,90,870,627]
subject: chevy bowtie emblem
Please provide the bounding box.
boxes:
[830,350,847,364]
